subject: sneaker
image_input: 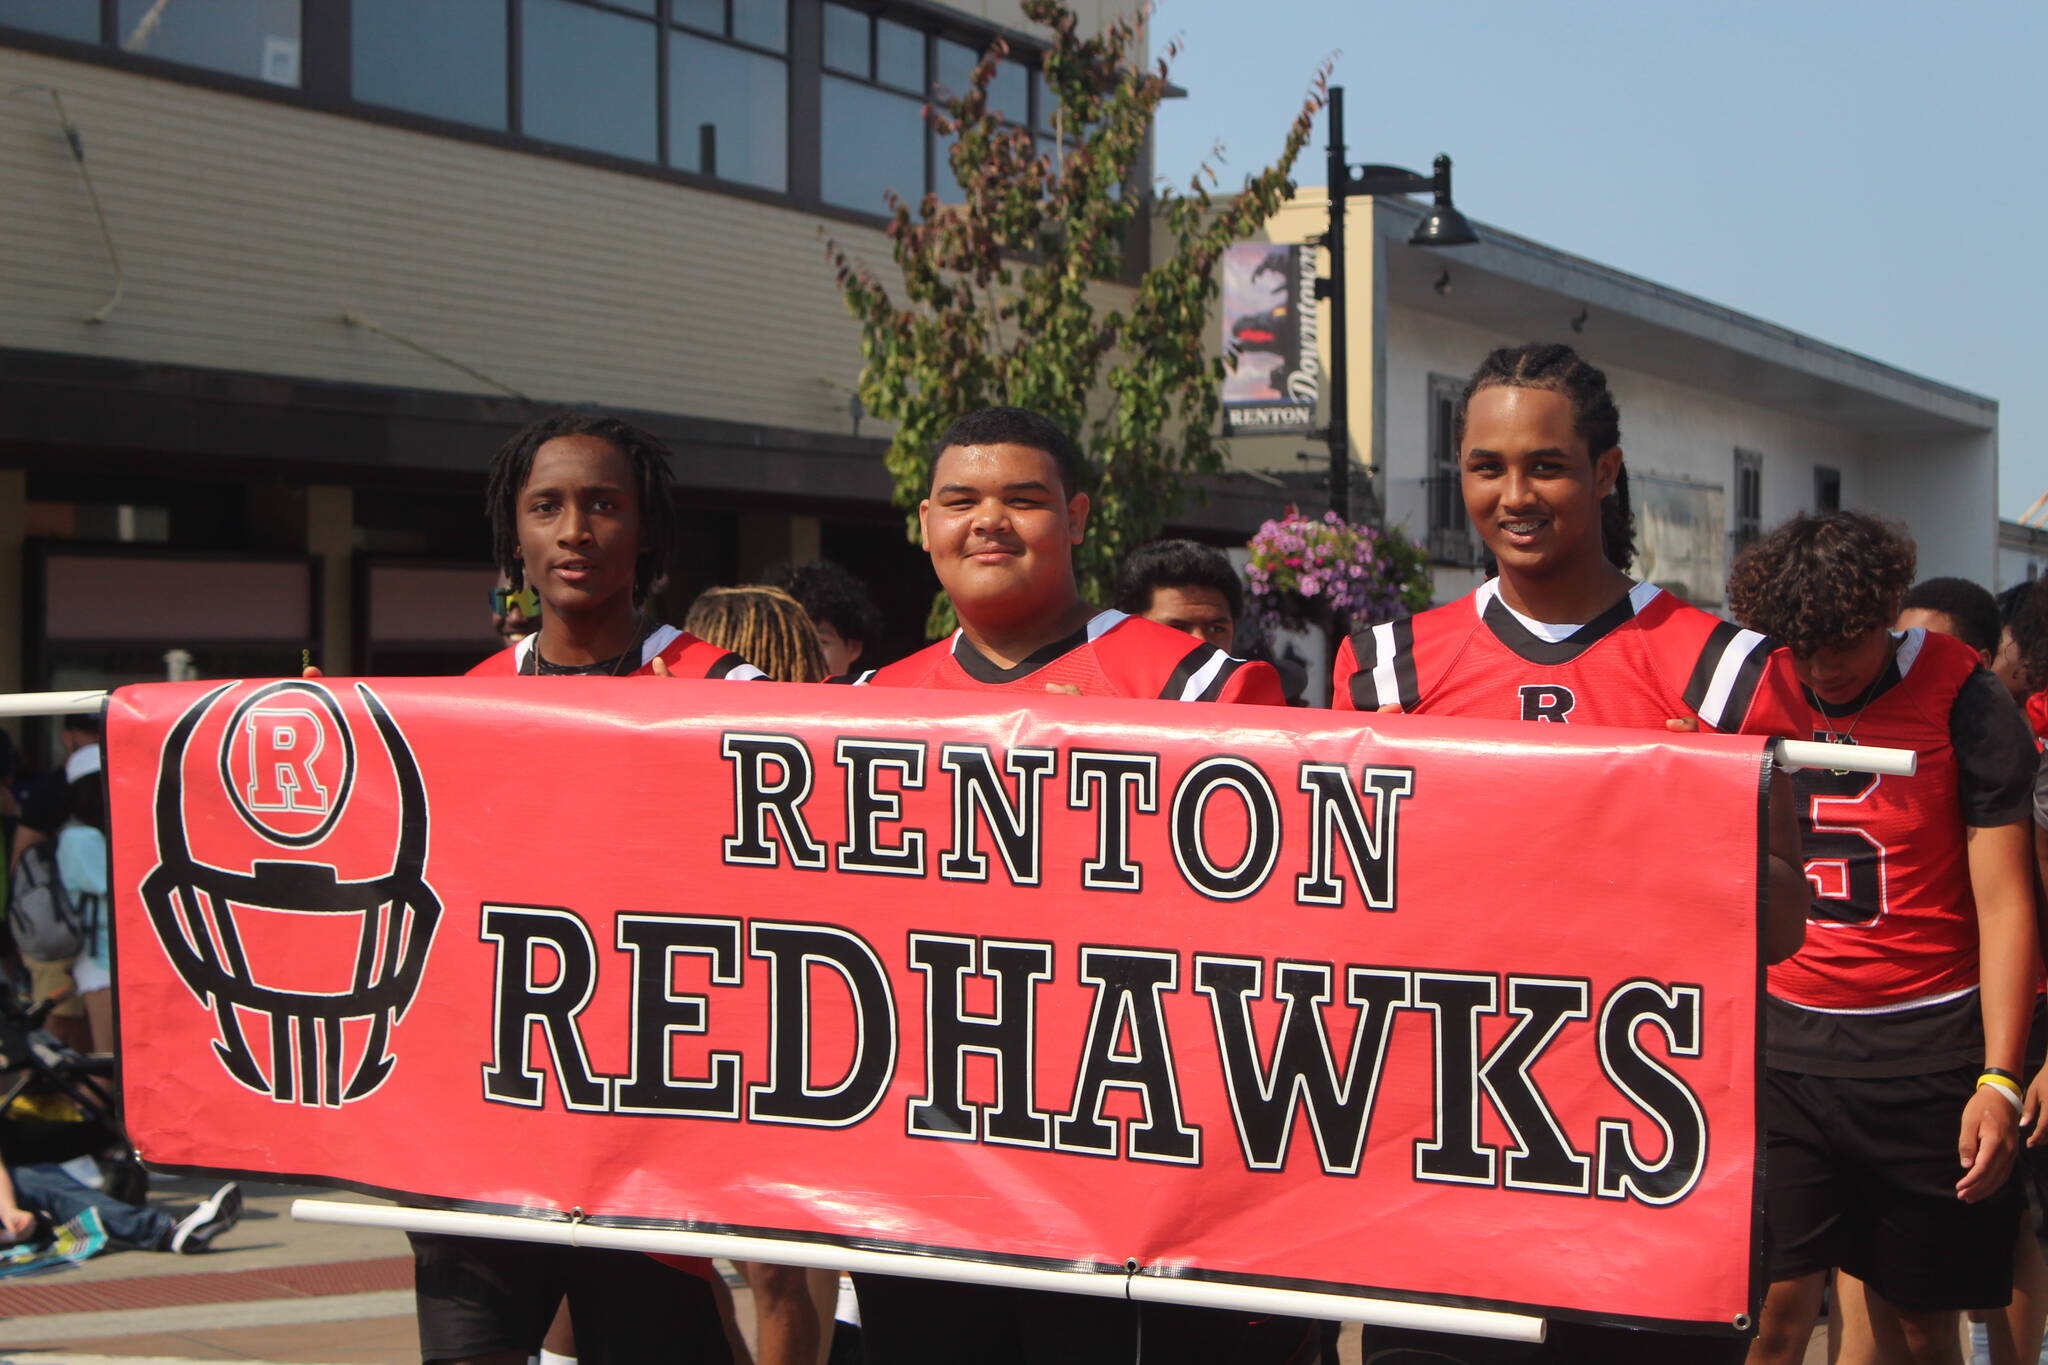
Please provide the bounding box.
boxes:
[170,1182,241,1254]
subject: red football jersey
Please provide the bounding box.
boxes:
[855,610,1286,705]
[460,622,742,1286]
[1770,628,2031,1013]
[467,625,765,680]
[1332,580,1801,736]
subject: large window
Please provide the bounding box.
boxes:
[1732,447,1763,550]
[0,0,97,43]
[0,0,1065,221]
[521,0,659,162]
[670,0,789,191]
[1814,465,1841,514]
[353,0,508,129]
[1424,373,1475,565]
[116,0,301,86]
[820,2,1041,213]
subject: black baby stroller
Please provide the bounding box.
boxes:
[0,990,147,1206]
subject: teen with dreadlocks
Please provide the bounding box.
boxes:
[685,585,829,683]
[1332,342,1809,1363]
[469,411,761,680]
[1726,513,2037,1365]
[407,411,805,1365]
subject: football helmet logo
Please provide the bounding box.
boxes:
[141,680,442,1106]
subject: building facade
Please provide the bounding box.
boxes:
[0,0,1297,735]
[1224,192,2000,607]
[1997,519,2048,590]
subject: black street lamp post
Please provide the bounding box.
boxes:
[1318,86,1478,522]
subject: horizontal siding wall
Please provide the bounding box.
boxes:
[0,46,909,435]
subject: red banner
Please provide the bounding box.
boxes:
[107,677,1768,1334]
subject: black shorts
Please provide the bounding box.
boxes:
[850,1273,1318,1365]
[409,1232,730,1364]
[1361,1322,1747,1363]
[1763,1066,2020,1311]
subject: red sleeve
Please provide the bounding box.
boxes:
[1217,659,1287,706]
[1732,649,1809,741]
[1330,635,1361,711]
[2026,689,2048,743]
[465,648,515,676]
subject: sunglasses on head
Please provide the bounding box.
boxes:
[491,586,541,618]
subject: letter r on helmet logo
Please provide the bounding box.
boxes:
[244,708,331,815]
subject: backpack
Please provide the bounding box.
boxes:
[8,842,84,961]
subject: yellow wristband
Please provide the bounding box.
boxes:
[1980,1072,2023,1096]
[1980,1076,2024,1114]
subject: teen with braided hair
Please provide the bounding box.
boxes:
[1332,342,1810,1363]
[468,412,760,680]
[685,585,830,683]
[404,412,805,1365]
[1727,513,2038,1365]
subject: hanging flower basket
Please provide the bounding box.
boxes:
[1245,507,1433,633]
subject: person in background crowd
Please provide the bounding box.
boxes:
[0,730,17,961]
[1332,341,1807,1364]
[1729,513,2037,1365]
[771,559,885,679]
[851,405,1296,1364]
[1992,582,2044,708]
[0,1156,240,1256]
[401,411,765,1365]
[681,581,840,1360]
[1848,576,2048,1365]
[1999,579,2048,743]
[9,713,101,1053]
[54,748,112,1055]
[686,586,829,684]
[1899,577,2003,668]
[489,574,539,646]
[1113,538,1242,653]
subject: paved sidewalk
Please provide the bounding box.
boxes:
[0,1176,1830,1363]
[0,1175,418,1362]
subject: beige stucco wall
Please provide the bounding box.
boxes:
[0,45,904,434]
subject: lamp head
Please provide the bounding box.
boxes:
[1411,153,1479,248]
[1410,206,1479,247]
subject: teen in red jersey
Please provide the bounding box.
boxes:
[1330,343,1808,1364]
[410,412,780,1365]
[466,414,762,681]
[1839,578,2048,1365]
[852,410,1283,706]
[1728,513,2038,1365]
[852,406,1296,1364]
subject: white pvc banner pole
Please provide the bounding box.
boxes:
[0,690,109,718]
[1773,740,1916,777]
[291,1199,1547,1342]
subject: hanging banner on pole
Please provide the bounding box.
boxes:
[1221,242,1320,435]
[108,678,1767,1337]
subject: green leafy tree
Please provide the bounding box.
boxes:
[826,0,1328,633]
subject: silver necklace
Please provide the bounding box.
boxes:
[530,626,645,676]
[1817,640,1895,775]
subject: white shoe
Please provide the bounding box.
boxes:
[170,1182,242,1253]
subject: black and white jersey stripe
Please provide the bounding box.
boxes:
[1158,642,1247,702]
[1346,617,1420,712]
[1679,621,1775,730]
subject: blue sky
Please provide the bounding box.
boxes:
[1151,0,2047,518]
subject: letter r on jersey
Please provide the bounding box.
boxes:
[1518,685,1576,723]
